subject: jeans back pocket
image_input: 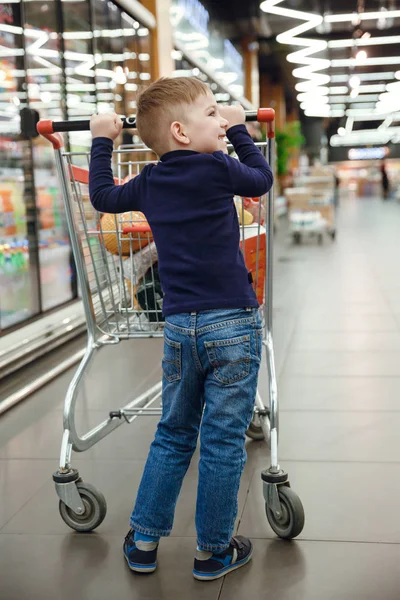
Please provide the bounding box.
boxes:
[162,336,181,382]
[205,334,251,385]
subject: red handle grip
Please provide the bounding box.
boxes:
[122,224,152,234]
[36,120,63,149]
[257,108,275,139]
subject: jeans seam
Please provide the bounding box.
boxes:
[197,317,254,335]
[130,521,171,537]
[191,334,205,375]
[165,322,193,335]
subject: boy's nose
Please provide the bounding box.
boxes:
[221,118,228,129]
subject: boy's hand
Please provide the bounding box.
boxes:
[219,105,246,130]
[90,113,123,141]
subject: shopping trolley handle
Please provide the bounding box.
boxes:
[246,108,275,138]
[37,108,275,148]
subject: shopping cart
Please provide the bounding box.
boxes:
[37,110,304,539]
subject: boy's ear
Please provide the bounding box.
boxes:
[170,121,190,145]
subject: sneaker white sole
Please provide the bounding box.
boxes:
[124,552,157,573]
[192,548,253,581]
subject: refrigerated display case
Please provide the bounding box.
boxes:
[0,3,41,329]
[0,0,154,334]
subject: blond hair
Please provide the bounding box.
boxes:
[136,77,210,155]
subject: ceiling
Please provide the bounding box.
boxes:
[200,0,400,146]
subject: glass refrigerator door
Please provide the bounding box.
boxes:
[0,1,41,330]
[24,0,77,313]
[62,0,97,153]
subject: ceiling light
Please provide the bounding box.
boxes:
[356,84,386,93]
[332,57,400,67]
[350,88,359,98]
[324,10,400,23]
[349,75,360,88]
[346,109,387,118]
[40,92,52,103]
[386,81,400,92]
[331,72,394,82]
[328,34,400,48]
[328,94,379,103]
[345,117,354,132]
[297,92,329,102]
[295,82,329,93]
[329,86,348,94]
[299,96,328,110]
[378,116,393,130]
[338,127,346,136]
[260,0,330,96]
[355,50,367,61]
[349,103,376,109]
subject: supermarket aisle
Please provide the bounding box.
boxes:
[2,194,400,600]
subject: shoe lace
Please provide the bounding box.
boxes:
[125,529,134,543]
[231,537,246,553]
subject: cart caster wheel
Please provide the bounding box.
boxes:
[59,482,107,532]
[265,486,305,539]
[318,233,323,245]
[246,410,270,442]
[293,232,301,245]
[246,420,265,441]
[330,230,336,240]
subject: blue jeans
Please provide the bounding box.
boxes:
[130,308,262,552]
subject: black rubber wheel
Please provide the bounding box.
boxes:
[265,486,305,539]
[318,233,323,245]
[59,482,107,532]
[330,230,336,241]
[246,420,265,441]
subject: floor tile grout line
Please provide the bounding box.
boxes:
[5,458,400,465]
[279,409,400,412]
[249,536,400,547]
[0,475,53,534]
[279,376,400,379]
[1,532,400,547]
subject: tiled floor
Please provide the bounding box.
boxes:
[2,194,400,599]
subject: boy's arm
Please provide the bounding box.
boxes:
[89,137,142,214]
[223,125,274,197]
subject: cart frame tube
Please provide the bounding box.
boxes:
[265,138,279,472]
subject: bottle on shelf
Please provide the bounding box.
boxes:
[0,189,17,236]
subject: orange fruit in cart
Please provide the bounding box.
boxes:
[100,211,153,255]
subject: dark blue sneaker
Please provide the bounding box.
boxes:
[193,536,253,581]
[123,529,159,573]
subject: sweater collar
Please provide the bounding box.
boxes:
[160,150,200,162]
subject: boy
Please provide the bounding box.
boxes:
[89,77,273,581]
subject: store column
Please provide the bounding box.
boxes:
[140,0,174,78]
[241,38,260,107]
[260,73,286,129]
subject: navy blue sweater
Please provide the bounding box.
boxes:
[89,125,273,316]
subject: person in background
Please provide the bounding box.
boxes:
[380,161,390,200]
[334,170,340,207]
